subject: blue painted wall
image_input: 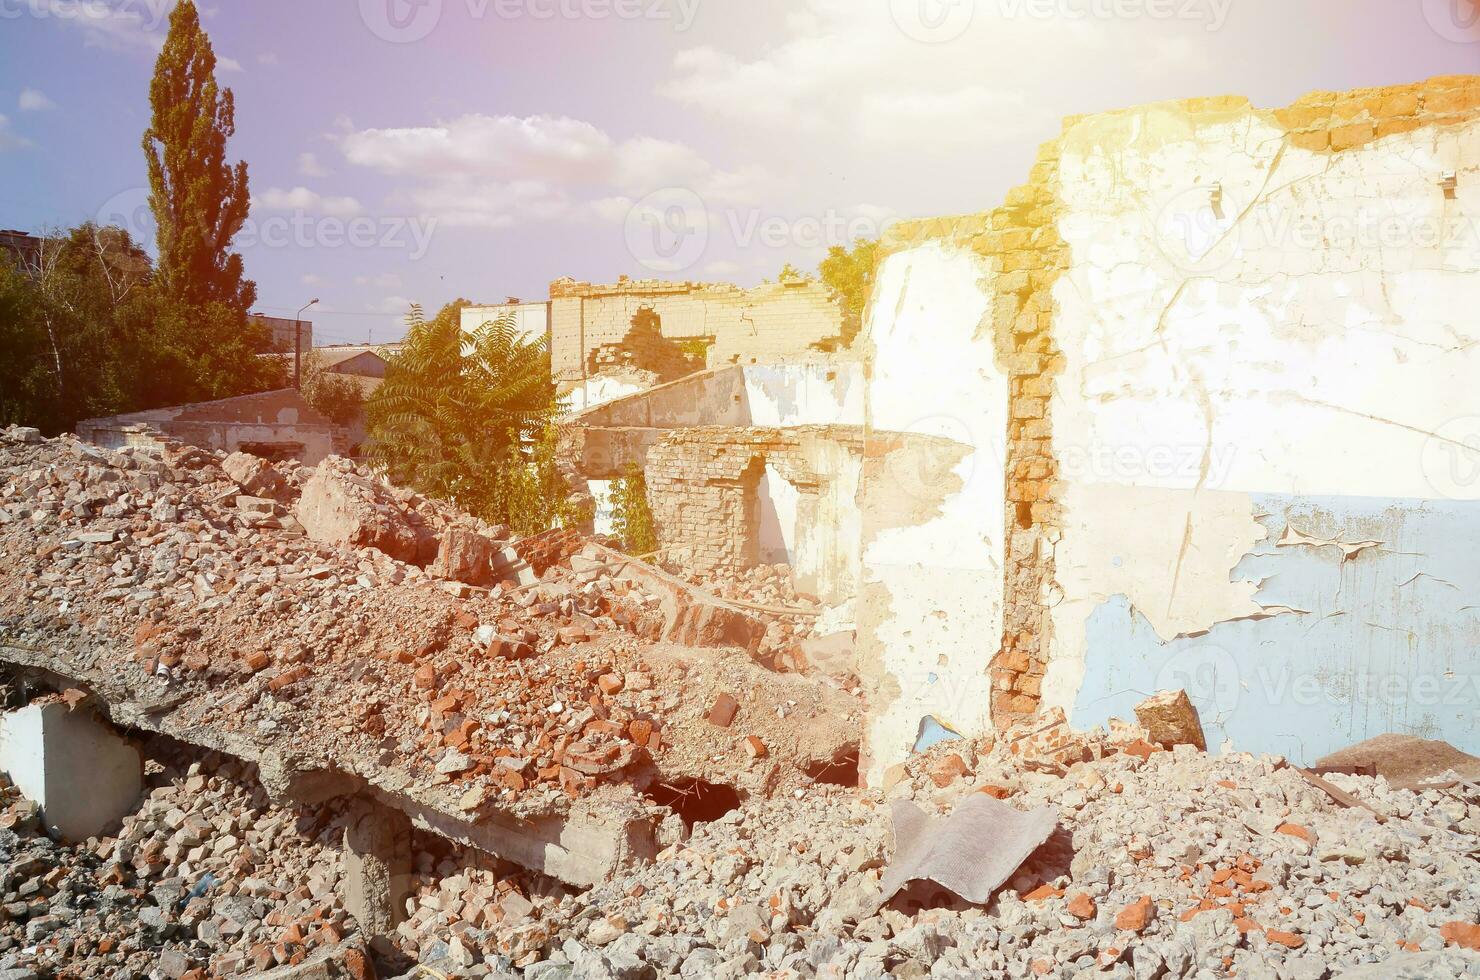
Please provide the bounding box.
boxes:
[1071,494,1480,763]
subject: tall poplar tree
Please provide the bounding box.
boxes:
[142,0,255,313]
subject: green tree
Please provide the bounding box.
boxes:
[0,224,162,433]
[366,302,565,528]
[818,236,881,347]
[142,0,255,314]
[610,462,658,555]
[300,351,368,428]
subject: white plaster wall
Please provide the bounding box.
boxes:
[858,243,1009,783]
[757,466,799,566]
[1041,106,1480,714]
[564,377,648,414]
[588,479,617,538]
[461,303,550,346]
[789,437,864,601]
[741,363,866,427]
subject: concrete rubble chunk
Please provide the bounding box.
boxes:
[877,793,1058,909]
[221,451,294,502]
[1134,689,1207,752]
[295,458,432,565]
[429,524,499,587]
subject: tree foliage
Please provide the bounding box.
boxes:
[818,236,881,347]
[143,0,255,314]
[610,462,658,555]
[366,302,574,531]
[0,225,282,435]
[299,351,368,428]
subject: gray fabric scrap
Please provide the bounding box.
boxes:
[877,793,1058,909]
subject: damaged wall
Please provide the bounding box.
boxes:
[546,277,844,387]
[855,243,1010,785]
[848,75,1480,780]
[1043,78,1480,762]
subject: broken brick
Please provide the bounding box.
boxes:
[707,694,739,728]
[1115,896,1155,932]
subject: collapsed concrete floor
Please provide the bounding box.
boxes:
[1,427,1479,978]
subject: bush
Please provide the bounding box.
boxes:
[610,462,657,555]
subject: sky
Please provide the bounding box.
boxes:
[0,0,1477,346]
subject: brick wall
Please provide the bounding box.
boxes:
[876,74,1480,732]
[643,426,865,577]
[547,276,844,387]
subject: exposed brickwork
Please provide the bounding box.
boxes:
[644,426,865,576]
[512,527,584,576]
[547,276,844,386]
[876,75,1480,732]
[882,143,1068,728]
[1273,75,1480,152]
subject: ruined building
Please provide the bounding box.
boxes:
[1,74,1480,978]
[462,274,847,397]
[569,74,1480,783]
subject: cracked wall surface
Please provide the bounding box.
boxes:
[855,74,1480,777]
[1041,77,1480,762]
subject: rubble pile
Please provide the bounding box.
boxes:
[423,720,1480,979]
[687,564,827,669]
[0,431,859,821]
[0,733,364,978]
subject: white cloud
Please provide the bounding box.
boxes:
[18,88,56,112]
[218,55,244,73]
[374,295,414,315]
[254,186,363,218]
[339,113,767,228]
[356,272,403,289]
[0,115,32,152]
[301,273,323,286]
[25,0,172,51]
[298,152,331,178]
[258,52,279,66]
[702,260,741,278]
[660,0,1178,153]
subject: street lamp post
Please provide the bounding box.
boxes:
[295,298,319,389]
